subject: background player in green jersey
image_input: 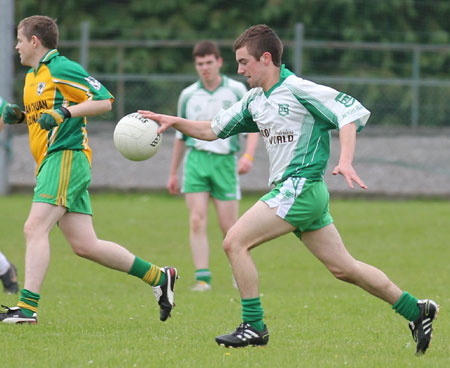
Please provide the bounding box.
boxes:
[0,96,6,129]
[0,99,19,294]
[139,24,438,354]
[0,16,177,324]
[168,41,258,291]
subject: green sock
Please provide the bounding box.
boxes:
[242,297,265,331]
[195,268,211,284]
[392,291,420,321]
[128,256,166,286]
[18,288,40,317]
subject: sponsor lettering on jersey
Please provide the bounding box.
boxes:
[260,127,294,145]
[25,99,50,125]
[342,104,364,119]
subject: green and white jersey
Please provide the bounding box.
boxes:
[211,65,370,186]
[177,75,247,154]
[0,96,6,116]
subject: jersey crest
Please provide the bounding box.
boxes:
[37,82,46,96]
[335,92,355,107]
[278,104,290,116]
[222,100,232,109]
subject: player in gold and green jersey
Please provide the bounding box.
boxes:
[0,15,178,325]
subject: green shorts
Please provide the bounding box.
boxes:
[182,148,241,200]
[261,177,333,239]
[33,150,92,215]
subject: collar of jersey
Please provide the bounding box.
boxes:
[198,74,225,94]
[32,49,59,74]
[264,64,294,98]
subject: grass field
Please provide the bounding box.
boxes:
[0,192,448,367]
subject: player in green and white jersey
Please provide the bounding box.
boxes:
[140,25,438,354]
[167,41,258,291]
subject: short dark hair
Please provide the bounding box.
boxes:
[18,15,59,49]
[193,40,221,59]
[233,24,283,67]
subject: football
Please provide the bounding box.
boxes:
[113,112,162,161]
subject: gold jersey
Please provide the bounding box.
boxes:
[23,49,114,173]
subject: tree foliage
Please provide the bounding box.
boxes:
[15,0,449,73]
[13,0,450,125]
[16,0,449,41]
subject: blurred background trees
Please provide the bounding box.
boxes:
[12,0,450,125]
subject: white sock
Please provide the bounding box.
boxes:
[0,251,11,276]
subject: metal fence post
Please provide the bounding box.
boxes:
[80,21,90,69]
[411,47,420,127]
[117,46,125,119]
[294,23,304,76]
[0,0,14,196]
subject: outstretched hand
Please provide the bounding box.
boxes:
[138,110,177,134]
[2,104,25,125]
[237,155,253,174]
[332,161,367,189]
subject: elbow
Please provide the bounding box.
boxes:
[205,134,218,142]
[104,100,113,112]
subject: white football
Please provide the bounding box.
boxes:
[113,113,162,161]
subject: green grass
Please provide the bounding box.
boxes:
[0,193,449,367]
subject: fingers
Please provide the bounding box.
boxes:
[238,162,251,175]
[167,187,178,195]
[332,165,367,190]
[137,110,157,121]
[345,175,354,189]
[137,110,169,134]
[353,175,367,189]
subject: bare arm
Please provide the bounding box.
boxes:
[332,122,367,189]
[137,110,218,141]
[66,99,112,117]
[167,137,186,195]
[237,132,259,174]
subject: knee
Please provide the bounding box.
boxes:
[222,234,233,254]
[328,264,358,283]
[222,229,245,256]
[70,240,93,258]
[190,213,206,233]
[23,218,42,240]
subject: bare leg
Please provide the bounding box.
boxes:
[23,203,66,293]
[185,192,210,270]
[223,201,295,298]
[58,212,134,272]
[213,198,239,237]
[214,198,239,286]
[302,224,402,304]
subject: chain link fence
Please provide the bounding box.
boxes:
[43,24,450,127]
[9,23,450,127]
[6,26,450,195]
